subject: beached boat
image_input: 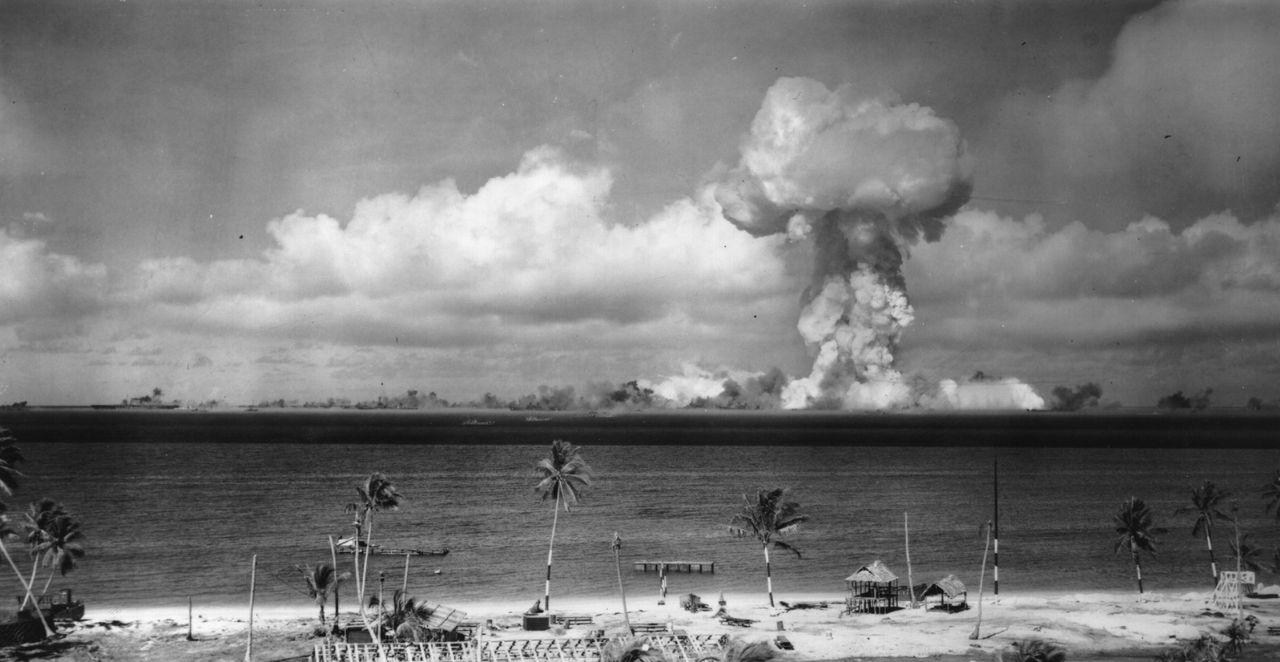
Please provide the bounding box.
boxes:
[335,537,449,557]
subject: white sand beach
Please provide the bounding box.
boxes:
[32,589,1280,661]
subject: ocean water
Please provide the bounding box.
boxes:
[0,409,1276,612]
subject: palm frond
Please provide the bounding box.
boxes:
[0,430,24,496]
[534,440,592,509]
[719,637,777,662]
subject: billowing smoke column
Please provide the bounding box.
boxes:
[716,77,972,409]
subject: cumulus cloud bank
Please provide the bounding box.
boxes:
[907,208,1280,349]
[0,229,106,325]
[126,146,795,359]
[984,0,1280,227]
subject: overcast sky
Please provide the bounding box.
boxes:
[2,0,1278,408]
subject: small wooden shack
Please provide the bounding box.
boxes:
[844,560,899,614]
[921,574,967,611]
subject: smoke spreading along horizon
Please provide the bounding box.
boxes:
[707,77,1042,410]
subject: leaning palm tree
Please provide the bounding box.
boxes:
[344,472,402,643]
[533,440,592,612]
[1263,469,1280,523]
[1003,639,1068,662]
[1174,481,1232,582]
[1113,497,1167,595]
[727,488,809,607]
[299,562,346,626]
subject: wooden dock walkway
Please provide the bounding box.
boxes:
[632,561,715,574]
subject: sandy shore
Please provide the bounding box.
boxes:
[11,590,1280,661]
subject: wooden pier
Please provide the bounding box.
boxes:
[633,561,715,574]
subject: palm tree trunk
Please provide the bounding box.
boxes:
[545,491,561,612]
[26,556,41,609]
[764,544,775,608]
[1131,544,1144,594]
[41,568,55,598]
[329,535,340,629]
[1204,525,1218,582]
[905,512,917,608]
[0,541,53,637]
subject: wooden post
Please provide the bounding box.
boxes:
[246,554,257,662]
[613,532,631,631]
[188,595,195,641]
[904,512,917,608]
[1232,502,1242,620]
[403,552,411,596]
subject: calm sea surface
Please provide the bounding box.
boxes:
[0,409,1276,611]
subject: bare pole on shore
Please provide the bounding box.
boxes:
[188,595,194,641]
[403,552,411,596]
[246,554,257,662]
[904,512,917,608]
[970,520,992,640]
[612,532,631,630]
[993,456,1000,600]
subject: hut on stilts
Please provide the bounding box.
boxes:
[843,560,900,614]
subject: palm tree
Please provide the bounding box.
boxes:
[533,439,592,612]
[0,432,52,638]
[344,472,402,643]
[368,589,435,642]
[1227,534,1266,574]
[1113,497,1167,595]
[22,499,64,607]
[299,562,346,626]
[1174,481,1232,582]
[33,510,84,600]
[1004,639,1068,662]
[727,488,809,607]
[1263,470,1280,523]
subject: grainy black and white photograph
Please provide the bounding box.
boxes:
[1,0,1279,660]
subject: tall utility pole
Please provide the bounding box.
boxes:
[993,456,1000,599]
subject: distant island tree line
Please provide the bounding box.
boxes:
[61,377,1275,413]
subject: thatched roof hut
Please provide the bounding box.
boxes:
[921,575,967,611]
[844,560,899,614]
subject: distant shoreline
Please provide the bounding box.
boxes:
[3,407,1279,448]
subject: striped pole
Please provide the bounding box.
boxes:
[993,456,1000,599]
[765,546,774,607]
